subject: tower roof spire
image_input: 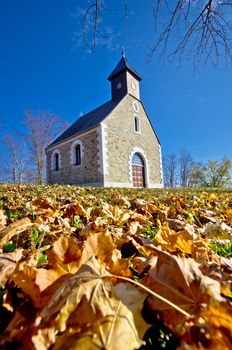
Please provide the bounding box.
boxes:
[121,46,126,58]
[108,54,142,81]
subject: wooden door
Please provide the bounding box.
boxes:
[132,165,145,187]
[132,153,145,187]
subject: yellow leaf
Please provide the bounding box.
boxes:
[113,283,149,339]
[32,257,144,350]
[79,231,116,267]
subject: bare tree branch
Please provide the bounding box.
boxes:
[79,1,232,66]
[23,110,68,184]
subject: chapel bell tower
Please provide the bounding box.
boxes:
[108,51,142,101]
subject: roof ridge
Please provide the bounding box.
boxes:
[47,98,122,148]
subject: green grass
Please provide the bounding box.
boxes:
[210,240,232,258]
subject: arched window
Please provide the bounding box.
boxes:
[55,153,59,171]
[51,150,60,172]
[133,101,139,112]
[75,144,81,165]
[70,140,83,166]
[132,153,145,187]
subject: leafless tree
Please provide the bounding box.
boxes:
[163,153,177,187]
[23,110,68,185]
[0,133,27,184]
[179,148,194,187]
[80,1,232,66]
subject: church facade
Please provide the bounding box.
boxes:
[46,55,163,188]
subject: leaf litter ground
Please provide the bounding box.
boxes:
[0,185,232,349]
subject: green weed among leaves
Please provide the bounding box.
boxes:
[5,208,23,221]
[37,251,48,266]
[141,225,158,241]
[3,241,17,253]
[210,240,232,258]
[73,215,81,228]
[32,227,40,246]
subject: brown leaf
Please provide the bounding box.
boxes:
[203,222,232,240]
[220,256,232,274]
[0,209,7,231]
[155,221,200,254]
[0,217,32,249]
[32,198,56,210]
[46,234,82,273]
[11,261,48,307]
[63,202,88,218]
[141,247,223,324]
[32,257,143,350]
[11,236,83,308]
[78,218,108,238]
[0,249,23,287]
[79,231,116,267]
[179,301,232,350]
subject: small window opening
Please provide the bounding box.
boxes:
[134,116,140,132]
[55,153,59,171]
[75,144,81,165]
[133,101,139,112]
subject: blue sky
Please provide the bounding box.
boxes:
[0,0,231,164]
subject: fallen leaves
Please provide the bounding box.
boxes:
[0,217,32,249]
[31,257,144,350]
[141,247,223,325]
[0,185,232,349]
[0,249,23,287]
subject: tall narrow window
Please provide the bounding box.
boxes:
[55,153,59,171]
[70,140,83,166]
[75,144,81,165]
[134,116,140,132]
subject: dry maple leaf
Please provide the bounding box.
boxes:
[0,249,23,287]
[0,209,7,231]
[155,220,201,254]
[203,222,232,240]
[178,301,232,349]
[141,246,223,325]
[63,201,88,219]
[0,217,32,249]
[79,231,117,268]
[102,203,130,223]
[46,234,83,273]
[113,282,149,339]
[31,256,144,350]
[78,218,108,238]
[10,236,83,308]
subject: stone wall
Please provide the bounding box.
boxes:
[102,94,163,187]
[46,128,103,186]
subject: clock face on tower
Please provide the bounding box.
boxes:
[131,81,136,90]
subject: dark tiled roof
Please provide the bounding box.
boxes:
[108,56,142,81]
[48,99,119,147]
